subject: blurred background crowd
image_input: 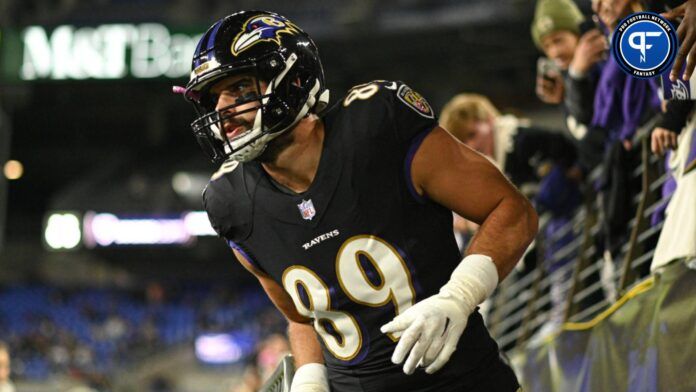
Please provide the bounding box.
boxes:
[0,0,694,391]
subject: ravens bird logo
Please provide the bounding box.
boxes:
[231,15,300,55]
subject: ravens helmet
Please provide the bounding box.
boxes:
[183,10,330,163]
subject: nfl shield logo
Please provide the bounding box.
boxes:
[297,199,316,220]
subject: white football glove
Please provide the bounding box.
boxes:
[290,363,330,392]
[380,254,498,375]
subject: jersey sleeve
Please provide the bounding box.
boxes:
[387,82,438,202]
[203,172,267,273]
[201,165,254,242]
[384,81,438,145]
[342,80,438,146]
[202,182,233,238]
[341,80,438,202]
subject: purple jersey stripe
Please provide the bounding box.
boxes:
[228,240,267,274]
[403,127,435,204]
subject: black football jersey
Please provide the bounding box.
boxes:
[203,81,511,391]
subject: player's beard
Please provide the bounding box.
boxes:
[256,129,295,163]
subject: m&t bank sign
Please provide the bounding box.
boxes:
[15,23,202,80]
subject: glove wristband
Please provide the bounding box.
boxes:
[440,254,499,312]
[291,363,329,391]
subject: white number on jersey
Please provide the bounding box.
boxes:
[282,235,416,360]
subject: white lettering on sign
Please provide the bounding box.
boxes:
[20,24,202,80]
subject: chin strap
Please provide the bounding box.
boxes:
[315,89,331,113]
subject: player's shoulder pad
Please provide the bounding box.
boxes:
[341,80,435,120]
[202,160,253,241]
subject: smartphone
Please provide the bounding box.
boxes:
[537,57,560,83]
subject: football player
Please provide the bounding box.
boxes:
[179,10,537,392]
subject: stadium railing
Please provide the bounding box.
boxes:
[259,354,295,392]
[485,122,669,350]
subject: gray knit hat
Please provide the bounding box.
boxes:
[531,0,584,49]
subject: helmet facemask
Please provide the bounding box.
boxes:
[191,71,269,163]
[188,52,327,163]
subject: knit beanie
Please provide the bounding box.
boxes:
[531,0,584,49]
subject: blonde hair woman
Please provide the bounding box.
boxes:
[440,93,528,171]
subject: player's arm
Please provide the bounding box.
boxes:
[232,250,329,392]
[412,126,538,279]
[382,126,538,375]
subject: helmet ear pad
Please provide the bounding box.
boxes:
[255,52,285,80]
[263,98,291,129]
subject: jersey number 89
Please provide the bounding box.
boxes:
[282,235,416,361]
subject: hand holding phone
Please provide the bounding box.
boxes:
[536,57,564,104]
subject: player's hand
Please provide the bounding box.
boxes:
[569,29,608,76]
[380,291,474,375]
[651,127,679,155]
[663,0,696,81]
[535,73,564,104]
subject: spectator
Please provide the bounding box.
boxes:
[651,119,696,271]
[592,0,661,150]
[0,341,15,392]
[647,101,694,233]
[589,0,662,299]
[532,0,608,171]
[531,0,584,105]
[440,93,577,190]
[645,0,696,229]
